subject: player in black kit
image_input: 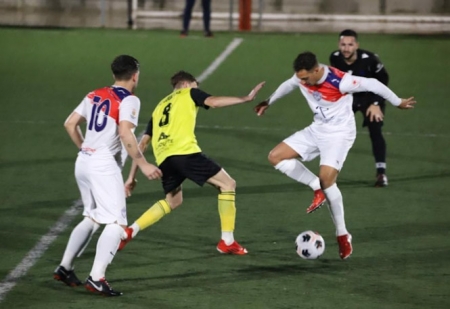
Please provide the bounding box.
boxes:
[330,29,389,187]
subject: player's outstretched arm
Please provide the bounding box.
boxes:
[64,111,85,149]
[397,97,416,109]
[341,75,417,109]
[254,76,298,116]
[246,82,266,101]
[204,82,265,108]
[125,134,151,197]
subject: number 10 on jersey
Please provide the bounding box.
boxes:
[89,96,111,132]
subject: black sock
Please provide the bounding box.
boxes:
[369,122,386,175]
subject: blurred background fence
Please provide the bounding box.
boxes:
[1,0,449,33]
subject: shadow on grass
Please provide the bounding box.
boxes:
[113,259,337,289]
[128,169,450,204]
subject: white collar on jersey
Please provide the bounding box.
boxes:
[112,85,127,90]
[316,64,329,85]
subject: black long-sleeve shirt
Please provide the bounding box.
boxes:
[330,49,389,105]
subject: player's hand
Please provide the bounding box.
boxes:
[139,162,162,180]
[366,104,384,122]
[398,97,416,109]
[124,178,137,197]
[254,100,269,116]
[245,82,266,102]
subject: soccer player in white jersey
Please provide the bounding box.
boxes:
[53,55,162,296]
[254,52,415,259]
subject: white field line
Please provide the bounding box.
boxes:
[0,38,244,303]
[0,200,83,302]
[196,38,243,83]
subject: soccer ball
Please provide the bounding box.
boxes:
[295,230,325,259]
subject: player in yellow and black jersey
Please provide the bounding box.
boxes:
[119,70,265,255]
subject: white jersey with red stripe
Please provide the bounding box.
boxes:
[74,86,140,164]
[268,64,402,131]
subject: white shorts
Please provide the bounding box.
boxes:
[75,155,127,225]
[283,125,356,171]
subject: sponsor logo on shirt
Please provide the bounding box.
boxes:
[80,147,96,156]
[158,132,170,141]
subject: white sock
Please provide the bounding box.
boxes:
[221,231,234,245]
[275,159,320,190]
[89,224,123,281]
[130,222,140,238]
[376,162,386,169]
[323,184,348,236]
[60,217,99,270]
[77,222,101,258]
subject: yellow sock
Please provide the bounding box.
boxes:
[135,200,171,231]
[218,191,236,232]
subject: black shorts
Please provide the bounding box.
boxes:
[352,97,386,127]
[159,152,222,194]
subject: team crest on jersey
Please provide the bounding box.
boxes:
[312,91,322,101]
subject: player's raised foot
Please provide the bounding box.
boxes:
[85,276,122,297]
[306,189,326,214]
[216,240,248,255]
[375,174,388,187]
[118,227,133,251]
[53,265,82,287]
[337,234,353,260]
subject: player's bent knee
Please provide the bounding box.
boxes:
[274,158,296,173]
[319,178,335,190]
[268,151,282,166]
[319,172,335,189]
[220,178,236,192]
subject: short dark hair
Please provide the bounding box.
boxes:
[170,70,198,88]
[339,29,358,40]
[293,52,318,72]
[111,55,140,81]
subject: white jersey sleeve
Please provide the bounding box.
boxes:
[74,96,89,118]
[119,95,140,127]
[268,74,299,105]
[339,74,402,106]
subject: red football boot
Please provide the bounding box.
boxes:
[306,189,326,214]
[337,234,353,260]
[216,240,248,255]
